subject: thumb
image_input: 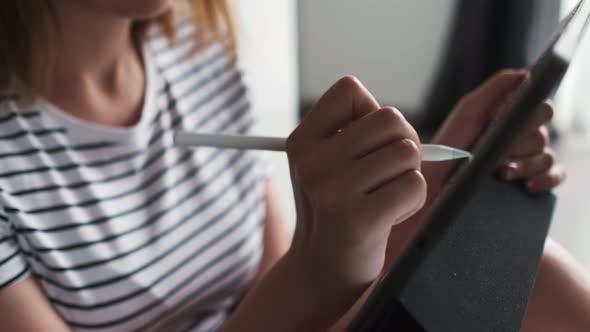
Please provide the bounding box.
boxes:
[432,69,528,150]
[422,70,527,194]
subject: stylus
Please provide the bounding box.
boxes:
[173,132,473,162]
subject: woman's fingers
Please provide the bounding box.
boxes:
[507,101,554,130]
[463,70,528,116]
[525,165,567,193]
[295,76,380,141]
[496,101,563,192]
[505,126,550,157]
[282,76,428,315]
[364,170,427,227]
[348,139,422,193]
[498,147,566,194]
[423,70,528,193]
[433,70,528,150]
[503,103,553,158]
[500,148,555,181]
[326,107,421,160]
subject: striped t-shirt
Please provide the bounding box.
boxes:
[0,20,268,332]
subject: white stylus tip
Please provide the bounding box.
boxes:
[421,144,473,162]
[452,147,473,161]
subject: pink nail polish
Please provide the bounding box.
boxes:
[503,162,519,181]
[527,179,538,191]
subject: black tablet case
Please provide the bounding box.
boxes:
[345,1,587,330]
[357,175,556,332]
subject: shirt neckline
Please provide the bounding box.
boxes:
[37,43,159,144]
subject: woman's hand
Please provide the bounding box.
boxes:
[222,76,426,332]
[424,70,566,198]
[284,76,427,325]
[384,69,567,269]
[497,101,565,192]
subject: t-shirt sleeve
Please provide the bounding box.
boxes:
[0,213,30,289]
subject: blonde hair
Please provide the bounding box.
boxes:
[0,0,237,100]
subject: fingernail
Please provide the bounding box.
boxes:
[503,162,519,181]
[514,69,529,78]
[514,70,529,84]
[527,179,539,191]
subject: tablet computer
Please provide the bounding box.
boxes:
[346,1,590,331]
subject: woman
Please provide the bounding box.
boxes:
[0,1,588,331]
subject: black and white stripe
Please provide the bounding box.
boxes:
[0,19,267,332]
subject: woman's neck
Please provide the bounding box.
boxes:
[48,4,145,128]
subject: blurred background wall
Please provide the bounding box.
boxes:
[235,0,299,228]
[298,0,457,117]
[551,0,590,272]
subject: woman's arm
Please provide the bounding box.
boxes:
[0,276,70,331]
[249,179,291,287]
[220,76,426,331]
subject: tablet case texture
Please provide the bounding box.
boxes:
[393,175,556,332]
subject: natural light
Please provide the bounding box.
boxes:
[556,0,590,134]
